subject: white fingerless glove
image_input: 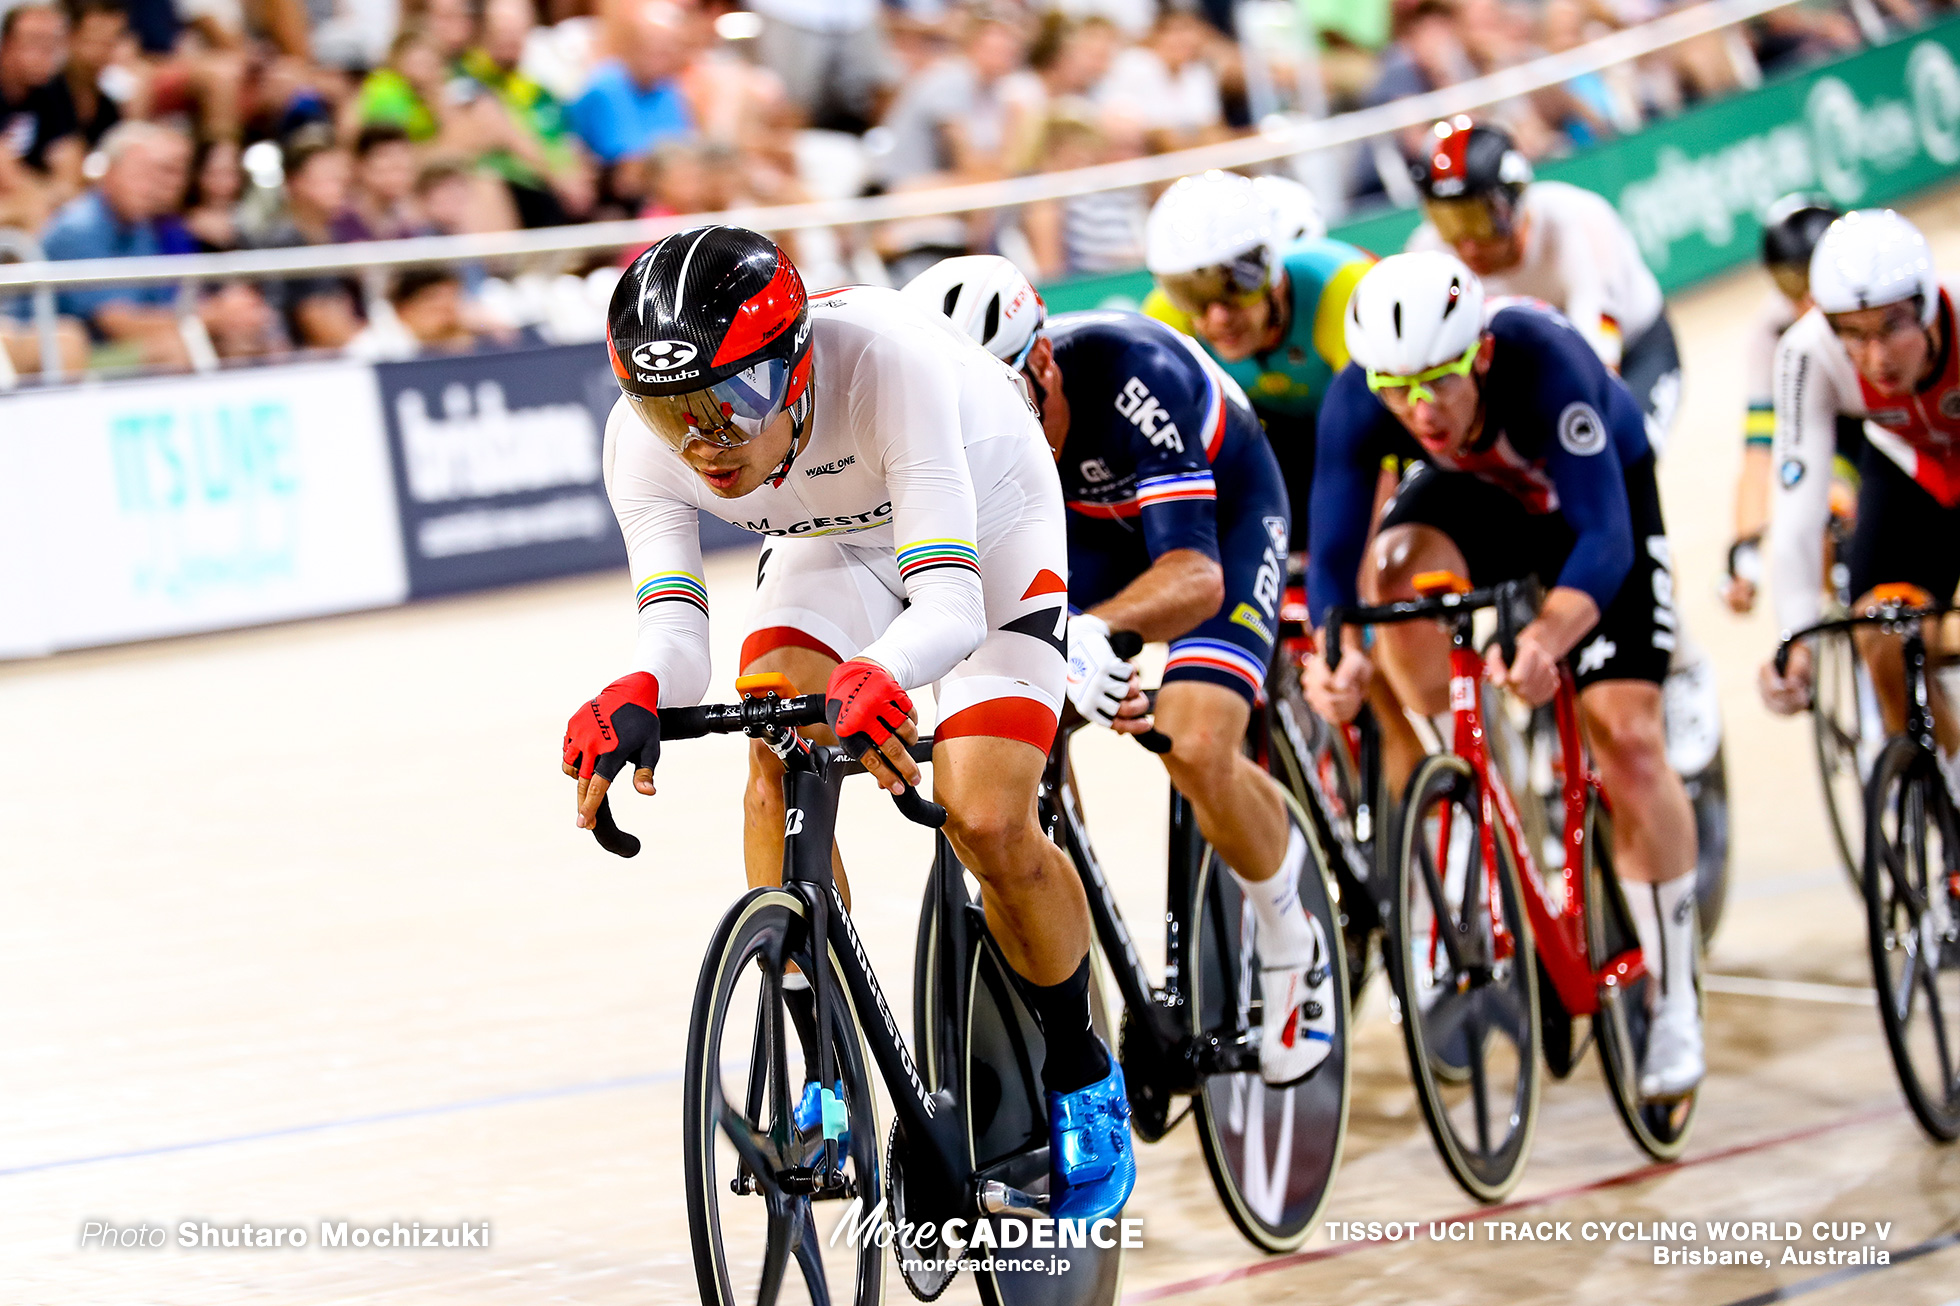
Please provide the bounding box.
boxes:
[1066,613,1133,728]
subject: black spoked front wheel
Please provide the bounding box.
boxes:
[684,889,884,1306]
[1189,800,1349,1252]
[1814,630,1871,886]
[1265,671,1378,1002]
[1586,796,1699,1160]
[1684,746,1731,947]
[1863,738,1960,1142]
[1392,753,1541,1203]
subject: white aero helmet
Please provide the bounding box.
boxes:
[1251,174,1326,245]
[1344,251,1486,381]
[1809,209,1938,324]
[1145,170,1278,314]
[902,254,1046,366]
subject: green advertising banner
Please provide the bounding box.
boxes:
[1041,15,1960,312]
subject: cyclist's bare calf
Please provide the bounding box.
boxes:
[1577,681,1697,887]
[1153,681,1289,883]
[932,734,1092,984]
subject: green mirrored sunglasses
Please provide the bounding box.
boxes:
[1365,341,1480,405]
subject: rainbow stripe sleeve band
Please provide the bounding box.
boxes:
[636,571,709,616]
[897,539,981,581]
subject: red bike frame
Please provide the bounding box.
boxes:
[1433,638,1646,1020]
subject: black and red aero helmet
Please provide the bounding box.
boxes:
[1414,117,1533,242]
[607,225,814,450]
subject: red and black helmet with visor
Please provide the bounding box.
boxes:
[607,225,814,451]
[1413,116,1533,246]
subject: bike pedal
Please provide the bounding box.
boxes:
[979,1179,1047,1219]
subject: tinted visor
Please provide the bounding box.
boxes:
[1156,248,1272,317]
[1424,196,1510,245]
[625,356,791,451]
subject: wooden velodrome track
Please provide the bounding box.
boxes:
[7,193,1960,1306]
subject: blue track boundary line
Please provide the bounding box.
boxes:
[0,1069,681,1178]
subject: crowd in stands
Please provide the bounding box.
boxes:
[0,0,1940,378]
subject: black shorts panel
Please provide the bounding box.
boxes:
[1621,314,1682,436]
[1834,414,1869,479]
[1848,443,1960,605]
[1379,457,1674,688]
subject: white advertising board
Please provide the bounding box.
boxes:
[0,361,407,655]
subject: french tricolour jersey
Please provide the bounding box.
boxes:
[1048,309,1271,560]
[602,284,1052,704]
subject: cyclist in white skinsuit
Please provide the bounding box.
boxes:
[604,286,1065,737]
[1758,211,1960,791]
[564,226,1137,1223]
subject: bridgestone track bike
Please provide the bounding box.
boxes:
[1327,573,1700,1203]
[590,676,1122,1306]
[1039,636,1351,1253]
[1776,585,1960,1143]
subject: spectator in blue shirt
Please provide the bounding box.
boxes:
[567,1,695,168]
[41,119,190,366]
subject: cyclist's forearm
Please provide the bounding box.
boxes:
[1525,587,1602,664]
[1734,442,1772,542]
[1088,549,1224,644]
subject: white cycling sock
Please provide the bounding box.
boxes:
[1625,873,1699,1015]
[1229,823,1319,970]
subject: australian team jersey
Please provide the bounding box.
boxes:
[1768,281,1960,631]
[1307,300,1653,626]
[1144,237,1374,421]
[1048,309,1274,564]
[602,284,1052,706]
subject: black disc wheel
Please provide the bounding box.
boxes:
[1585,798,1699,1160]
[1863,738,1960,1142]
[1814,630,1871,885]
[684,889,883,1306]
[1392,753,1541,1203]
[907,870,1123,1306]
[1189,801,1350,1252]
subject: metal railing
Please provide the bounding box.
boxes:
[0,229,62,382]
[0,0,1798,314]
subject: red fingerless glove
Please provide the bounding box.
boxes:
[563,672,662,782]
[824,659,913,754]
